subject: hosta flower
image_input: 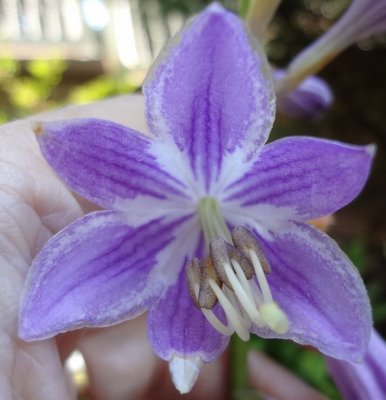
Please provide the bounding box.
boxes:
[274,70,333,119]
[327,330,386,400]
[19,4,374,393]
[276,0,386,92]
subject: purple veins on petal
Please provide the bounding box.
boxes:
[148,267,229,363]
[149,263,229,394]
[224,137,375,221]
[144,4,275,190]
[17,3,377,395]
[35,118,189,210]
[251,222,371,362]
[19,211,193,340]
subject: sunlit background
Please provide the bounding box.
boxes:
[1,1,386,399]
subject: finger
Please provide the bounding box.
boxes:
[248,349,327,400]
[76,314,227,400]
[30,94,149,214]
[77,316,158,400]
[0,120,85,400]
[30,93,148,134]
[1,94,151,400]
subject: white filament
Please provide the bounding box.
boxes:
[208,279,250,341]
[223,262,260,321]
[201,308,234,336]
[194,283,233,336]
[198,250,288,340]
[231,259,255,302]
[249,249,273,303]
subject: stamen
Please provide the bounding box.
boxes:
[228,261,266,327]
[223,286,253,327]
[201,308,234,336]
[223,286,244,315]
[186,257,218,309]
[186,258,201,308]
[232,226,271,273]
[187,214,290,339]
[249,249,273,303]
[198,257,219,309]
[249,279,264,305]
[209,238,233,288]
[231,259,254,302]
[223,262,260,321]
[259,302,289,334]
[208,279,250,341]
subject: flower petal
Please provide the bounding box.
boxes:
[224,137,374,221]
[275,71,333,119]
[19,211,194,340]
[326,330,386,400]
[148,267,229,391]
[35,118,188,210]
[144,4,274,190]
[251,221,372,362]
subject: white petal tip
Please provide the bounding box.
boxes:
[207,3,225,13]
[169,355,203,394]
[365,143,377,158]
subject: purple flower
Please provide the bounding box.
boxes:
[327,330,386,400]
[19,4,374,393]
[277,0,386,92]
[274,70,333,119]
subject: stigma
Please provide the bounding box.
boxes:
[186,226,289,341]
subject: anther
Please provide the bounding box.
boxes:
[186,258,201,308]
[198,257,219,309]
[186,257,219,309]
[209,238,233,288]
[209,238,254,289]
[231,226,271,273]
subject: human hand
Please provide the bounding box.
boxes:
[0,94,326,400]
[0,94,152,400]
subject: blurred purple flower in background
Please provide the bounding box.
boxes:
[327,330,386,400]
[274,70,333,119]
[276,0,386,93]
[19,4,374,393]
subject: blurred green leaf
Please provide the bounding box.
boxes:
[0,57,20,80]
[345,239,368,273]
[69,75,136,104]
[26,59,67,85]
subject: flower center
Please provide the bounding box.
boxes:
[197,197,232,246]
[187,197,289,341]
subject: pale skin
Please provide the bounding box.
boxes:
[0,94,327,400]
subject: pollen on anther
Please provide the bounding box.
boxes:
[186,258,202,308]
[232,226,271,273]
